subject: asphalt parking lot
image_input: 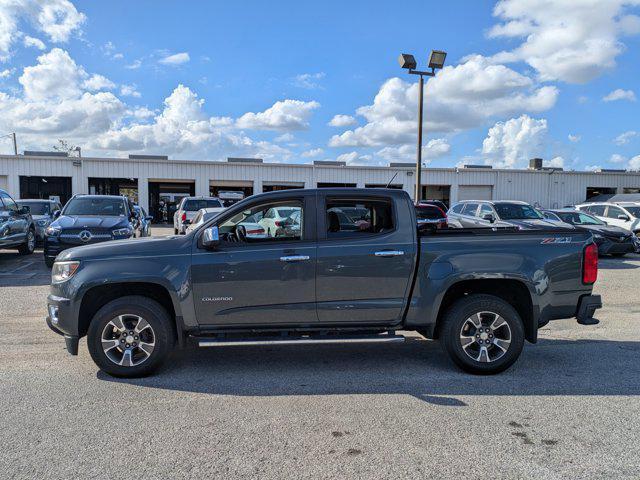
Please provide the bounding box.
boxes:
[0,230,639,479]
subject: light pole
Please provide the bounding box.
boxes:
[398,50,447,202]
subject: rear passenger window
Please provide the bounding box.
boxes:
[589,205,606,216]
[325,198,394,238]
[462,203,479,216]
[451,204,463,214]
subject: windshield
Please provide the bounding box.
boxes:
[17,201,50,215]
[63,197,127,216]
[494,203,543,220]
[183,199,223,211]
[623,206,640,217]
[557,211,604,226]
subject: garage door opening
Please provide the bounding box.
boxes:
[422,185,451,208]
[148,181,195,224]
[210,181,253,206]
[19,176,72,205]
[586,187,616,200]
[89,177,138,203]
[458,185,493,201]
[262,182,304,192]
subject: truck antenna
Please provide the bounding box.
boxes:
[385,171,399,188]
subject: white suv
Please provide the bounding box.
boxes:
[173,197,225,234]
[576,202,640,237]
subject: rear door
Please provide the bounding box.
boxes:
[476,203,496,227]
[460,202,480,227]
[315,193,416,325]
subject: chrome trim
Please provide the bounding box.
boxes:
[374,250,405,257]
[280,255,310,262]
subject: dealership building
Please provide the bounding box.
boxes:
[1,153,639,221]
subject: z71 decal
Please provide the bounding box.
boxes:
[541,237,572,244]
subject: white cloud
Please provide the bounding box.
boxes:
[610,153,627,163]
[236,99,320,131]
[125,59,142,70]
[336,151,374,165]
[83,74,115,91]
[128,106,155,120]
[23,35,45,50]
[568,134,581,143]
[603,88,636,102]
[274,132,294,142]
[548,156,565,168]
[481,115,548,168]
[120,84,141,98]
[328,114,357,127]
[585,165,602,171]
[330,55,557,148]
[0,68,14,78]
[292,72,325,89]
[488,0,640,83]
[19,48,83,100]
[613,130,638,145]
[0,0,85,61]
[158,52,190,66]
[301,147,323,158]
[629,155,640,170]
[376,138,451,162]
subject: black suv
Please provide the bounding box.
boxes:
[44,195,137,267]
[0,188,36,255]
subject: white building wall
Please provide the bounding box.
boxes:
[1,155,639,212]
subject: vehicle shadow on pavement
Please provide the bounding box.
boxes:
[598,259,640,270]
[0,250,50,287]
[97,336,640,405]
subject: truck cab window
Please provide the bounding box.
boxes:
[325,198,394,238]
[218,201,303,242]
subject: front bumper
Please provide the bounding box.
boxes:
[596,237,636,255]
[45,294,79,355]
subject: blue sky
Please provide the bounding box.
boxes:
[0,0,639,171]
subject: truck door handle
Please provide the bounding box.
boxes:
[374,250,405,257]
[280,255,310,262]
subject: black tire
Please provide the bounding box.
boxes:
[440,294,525,375]
[18,228,35,255]
[174,227,178,235]
[87,296,175,378]
[44,256,55,268]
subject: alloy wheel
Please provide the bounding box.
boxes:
[101,314,156,367]
[459,311,512,363]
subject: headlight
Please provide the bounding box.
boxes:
[112,227,133,237]
[45,226,61,236]
[36,219,49,226]
[52,261,80,283]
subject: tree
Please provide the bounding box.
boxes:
[53,139,81,157]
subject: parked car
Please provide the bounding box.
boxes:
[16,198,62,243]
[173,197,225,234]
[576,202,640,239]
[448,200,573,230]
[185,207,226,234]
[0,188,36,255]
[45,188,601,378]
[132,205,153,237]
[43,195,137,268]
[258,205,301,237]
[275,209,302,238]
[415,204,447,230]
[218,190,245,207]
[418,199,448,212]
[547,209,637,257]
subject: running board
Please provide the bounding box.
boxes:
[197,334,405,347]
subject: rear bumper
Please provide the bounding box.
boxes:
[576,294,602,324]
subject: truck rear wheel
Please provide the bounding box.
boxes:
[87,296,174,378]
[440,294,524,375]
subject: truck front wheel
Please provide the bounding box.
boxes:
[87,296,174,378]
[440,294,524,375]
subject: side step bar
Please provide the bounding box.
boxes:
[198,334,405,347]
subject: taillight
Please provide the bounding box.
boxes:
[181,212,186,222]
[246,229,263,234]
[274,221,281,227]
[583,243,598,284]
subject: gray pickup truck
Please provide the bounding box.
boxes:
[46,188,601,377]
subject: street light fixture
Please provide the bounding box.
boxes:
[398,49,447,202]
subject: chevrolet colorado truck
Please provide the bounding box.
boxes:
[46,188,602,377]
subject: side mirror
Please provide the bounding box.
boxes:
[482,214,496,223]
[202,226,220,249]
[19,205,30,214]
[52,210,61,219]
[618,214,630,221]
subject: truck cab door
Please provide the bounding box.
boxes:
[191,194,317,327]
[315,193,416,325]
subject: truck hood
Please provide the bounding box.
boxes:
[57,234,192,262]
[52,215,129,230]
